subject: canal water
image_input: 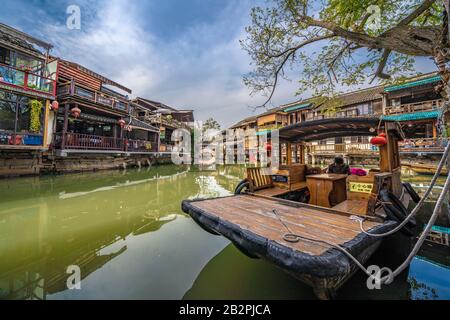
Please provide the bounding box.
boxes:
[0,165,448,300]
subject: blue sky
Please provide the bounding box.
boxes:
[0,0,438,127]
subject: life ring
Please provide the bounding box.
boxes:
[379,189,415,236]
[235,179,250,195]
[402,182,421,204]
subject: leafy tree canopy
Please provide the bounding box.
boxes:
[241,0,449,106]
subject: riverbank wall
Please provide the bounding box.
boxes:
[0,151,174,178]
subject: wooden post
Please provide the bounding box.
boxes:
[61,104,69,150]
[43,100,50,147]
[286,142,292,165]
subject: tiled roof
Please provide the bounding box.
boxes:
[384,75,442,92]
[319,86,384,109]
[382,110,441,122]
[229,115,257,129]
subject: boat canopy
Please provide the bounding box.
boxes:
[279,117,403,143]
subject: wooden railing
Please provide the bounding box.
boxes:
[145,114,190,130]
[53,133,163,153]
[57,83,130,112]
[0,62,56,96]
[399,138,446,152]
[125,139,157,152]
[308,143,377,155]
[385,99,443,115]
[56,133,124,151]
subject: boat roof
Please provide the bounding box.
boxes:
[279,117,402,142]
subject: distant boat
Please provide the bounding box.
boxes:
[407,164,448,176]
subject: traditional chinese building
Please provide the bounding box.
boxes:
[0,23,57,176]
[48,59,162,172]
[132,97,194,153]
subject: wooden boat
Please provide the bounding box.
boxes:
[182,117,414,299]
[407,163,448,176]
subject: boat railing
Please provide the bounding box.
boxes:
[57,82,130,112]
[0,62,56,97]
[385,99,443,115]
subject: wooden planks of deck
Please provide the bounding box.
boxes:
[192,195,381,256]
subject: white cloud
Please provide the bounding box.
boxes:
[37,0,437,129]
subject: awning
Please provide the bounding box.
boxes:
[125,117,160,133]
[283,103,313,113]
[384,75,442,92]
[382,110,440,122]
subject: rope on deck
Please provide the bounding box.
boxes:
[358,138,450,237]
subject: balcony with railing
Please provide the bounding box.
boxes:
[144,114,190,130]
[385,99,443,115]
[399,138,446,153]
[308,143,378,155]
[0,63,56,97]
[54,132,124,151]
[125,139,157,153]
[53,132,164,154]
[57,82,130,113]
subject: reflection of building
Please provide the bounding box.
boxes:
[0,23,57,175]
[0,168,193,300]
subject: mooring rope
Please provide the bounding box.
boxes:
[273,165,450,285]
[271,209,393,283]
[357,138,450,237]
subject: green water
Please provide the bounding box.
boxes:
[0,165,448,300]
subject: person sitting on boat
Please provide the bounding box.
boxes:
[326,157,350,175]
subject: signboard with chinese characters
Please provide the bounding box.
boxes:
[349,182,374,194]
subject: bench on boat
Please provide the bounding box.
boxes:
[246,165,309,197]
[332,171,394,216]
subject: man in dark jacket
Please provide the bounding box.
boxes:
[326,156,351,175]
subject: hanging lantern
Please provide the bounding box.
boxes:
[126,125,132,132]
[119,119,126,128]
[71,106,81,118]
[51,101,59,111]
[370,133,387,146]
[265,142,272,151]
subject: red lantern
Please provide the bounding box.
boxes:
[370,133,387,146]
[265,142,272,151]
[51,101,59,111]
[119,119,126,128]
[71,107,81,118]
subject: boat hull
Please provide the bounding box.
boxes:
[182,197,397,299]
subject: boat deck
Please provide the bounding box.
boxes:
[186,194,381,256]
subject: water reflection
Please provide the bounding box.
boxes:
[0,166,448,300]
[0,166,238,300]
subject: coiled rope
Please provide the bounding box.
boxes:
[357,138,450,237]
[273,158,450,285]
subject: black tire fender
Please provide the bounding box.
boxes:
[235,180,250,195]
[379,189,415,236]
[403,182,421,204]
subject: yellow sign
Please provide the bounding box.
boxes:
[349,182,373,194]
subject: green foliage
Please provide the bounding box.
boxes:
[242,0,445,105]
[29,99,43,133]
[202,118,221,133]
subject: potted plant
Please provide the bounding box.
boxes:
[29,99,43,134]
